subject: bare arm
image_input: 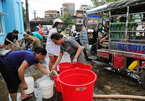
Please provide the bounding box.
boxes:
[30,37,36,46]
[73,45,83,63]
[52,52,64,71]
[18,60,29,84]
[24,41,29,49]
[34,63,49,75]
[5,38,13,44]
[100,36,108,43]
[16,40,20,48]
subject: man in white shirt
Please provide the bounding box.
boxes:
[136,22,145,36]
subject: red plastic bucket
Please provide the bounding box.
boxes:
[59,62,72,73]
[84,64,92,70]
[71,62,92,70]
[53,76,61,92]
[58,69,97,101]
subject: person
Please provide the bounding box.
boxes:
[27,31,43,47]
[45,18,63,71]
[76,23,89,50]
[51,33,86,71]
[23,34,41,50]
[23,28,28,34]
[38,24,44,47]
[104,17,110,33]
[38,24,44,38]
[97,23,109,48]
[4,29,20,51]
[0,47,50,101]
[136,22,145,37]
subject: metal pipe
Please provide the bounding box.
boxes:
[93,94,145,100]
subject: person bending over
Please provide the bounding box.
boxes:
[0,47,50,101]
[51,33,86,72]
[4,29,20,51]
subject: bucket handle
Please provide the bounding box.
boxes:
[51,70,59,77]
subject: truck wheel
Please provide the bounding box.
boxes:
[140,71,145,88]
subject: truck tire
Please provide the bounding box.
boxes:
[140,71,145,88]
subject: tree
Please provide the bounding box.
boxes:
[21,2,26,29]
[90,0,119,7]
[60,13,76,29]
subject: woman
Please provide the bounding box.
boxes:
[4,29,20,51]
[23,34,41,50]
[51,33,86,71]
[45,18,63,71]
[0,47,49,101]
[38,24,44,38]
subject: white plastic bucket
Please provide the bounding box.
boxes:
[24,77,34,94]
[39,79,54,99]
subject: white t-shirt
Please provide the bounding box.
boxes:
[136,25,145,36]
[45,28,60,56]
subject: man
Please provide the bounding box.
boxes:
[136,22,145,37]
[76,23,89,50]
[27,31,43,47]
[0,47,50,101]
[4,29,20,51]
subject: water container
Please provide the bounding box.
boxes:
[39,80,54,99]
[114,56,124,68]
[71,62,92,70]
[24,77,34,94]
[54,63,92,93]
[53,76,61,92]
[58,69,97,101]
[59,62,72,73]
[128,60,137,70]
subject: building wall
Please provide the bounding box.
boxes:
[62,3,75,16]
[45,10,59,20]
[0,0,24,43]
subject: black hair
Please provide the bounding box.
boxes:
[27,31,32,35]
[13,29,19,33]
[51,33,63,40]
[39,24,43,27]
[52,22,59,28]
[34,47,47,55]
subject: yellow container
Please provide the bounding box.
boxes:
[128,60,137,70]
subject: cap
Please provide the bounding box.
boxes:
[76,23,83,26]
[53,18,63,24]
[23,34,29,37]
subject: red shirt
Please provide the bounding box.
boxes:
[39,28,44,37]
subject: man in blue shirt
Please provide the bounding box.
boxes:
[0,47,49,101]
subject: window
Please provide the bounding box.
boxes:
[0,16,3,34]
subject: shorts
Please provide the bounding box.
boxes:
[48,53,56,56]
[0,61,21,94]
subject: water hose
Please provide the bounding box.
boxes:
[93,94,145,100]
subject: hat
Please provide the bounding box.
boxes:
[53,18,63,24]
[23,34,29,37]
[76,23,83,26]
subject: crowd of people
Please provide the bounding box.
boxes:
[0,18,87,101]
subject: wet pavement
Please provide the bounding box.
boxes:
[1,52,145,101]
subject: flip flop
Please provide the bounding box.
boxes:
[21,94,33,101]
